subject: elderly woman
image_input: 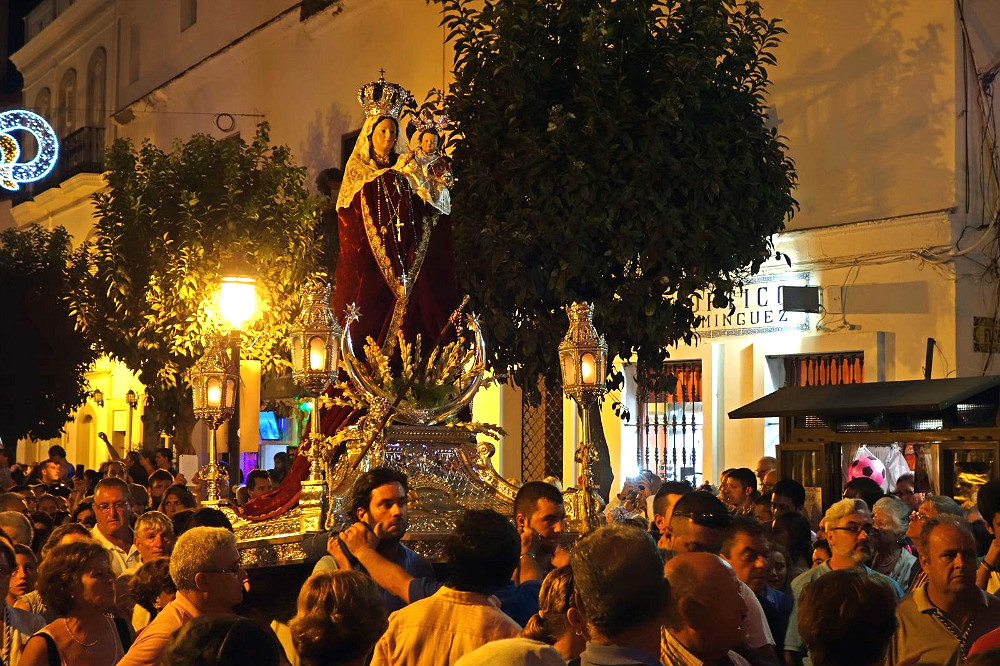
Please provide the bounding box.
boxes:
[871,495,919,590]
[19,542,132,666]
[905,494,965,554]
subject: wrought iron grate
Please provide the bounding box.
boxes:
[521,381,564,482]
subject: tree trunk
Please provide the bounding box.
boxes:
[173,400,197,455]
[583,403,614,503]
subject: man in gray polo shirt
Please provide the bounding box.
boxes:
[784,498,903,666]
[890,514,1000,666]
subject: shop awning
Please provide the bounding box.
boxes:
[728,376,1000,419]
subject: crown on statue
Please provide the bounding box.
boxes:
[358,70,412,119]
[411,108,452,134]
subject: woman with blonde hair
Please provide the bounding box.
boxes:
[457,566,586,665]
[290,570,387,666]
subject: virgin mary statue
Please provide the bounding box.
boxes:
[240,73,461,520]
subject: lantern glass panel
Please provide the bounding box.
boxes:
[309,336,326,371]
[206,378,222,406]
[225,377,237,409]
[292,335,304,374]
[220,276,256,329]
[562,353,576,386]
[581,353,596,384]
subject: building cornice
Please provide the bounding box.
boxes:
[11,173,106,229]
[11,0,116,85]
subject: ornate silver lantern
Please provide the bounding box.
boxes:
[289,280,342,482]
[558,302,608,531]
[190,332,238,504]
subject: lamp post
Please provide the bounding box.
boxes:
[190,332,239,504]
[558,302,608,531]
[219,270,256,456]
[125,389,137,453]
[289,281,341,481]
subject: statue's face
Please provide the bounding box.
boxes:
[420,132,438,153]
[371,118,397,157]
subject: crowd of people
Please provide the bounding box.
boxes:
[0,445,999,665]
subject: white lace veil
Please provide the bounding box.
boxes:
[336,114,411,211]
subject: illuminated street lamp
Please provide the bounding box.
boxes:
[290,280,341,481]
[220,275,256,331]
[190,332,239,504]
[558,302,608,531]
[219,267,256,454]
[125,389,138,453]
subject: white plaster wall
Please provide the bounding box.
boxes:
[766,0,958,232]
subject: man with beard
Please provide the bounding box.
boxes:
[511,482,569,581]
[893,515,1000,665]
[325,467,434,612]
[338,480,565,625]
[783,498,903,666]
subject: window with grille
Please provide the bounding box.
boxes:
[764,351,864,453]
[521,382,564,482]
[638,361,703,484]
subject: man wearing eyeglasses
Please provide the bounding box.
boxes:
[783,498,903,666]
[91,477,140,576]
[118,526,247,666]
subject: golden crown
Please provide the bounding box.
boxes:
[358,70,412,119]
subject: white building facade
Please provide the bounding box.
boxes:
[4,0,1000,495]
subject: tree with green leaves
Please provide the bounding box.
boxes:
[71,124,319,449]
[430,0,797,400]
[0,225,99,451]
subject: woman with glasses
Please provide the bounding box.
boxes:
[18,541,132,666]
[870,495,918,590]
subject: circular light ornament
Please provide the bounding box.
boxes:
[0,110,59,191]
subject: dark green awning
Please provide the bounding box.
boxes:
[728,376,1000,419]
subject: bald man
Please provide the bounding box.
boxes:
[662,553,751,666]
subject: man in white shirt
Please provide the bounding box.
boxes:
[91,477,140,575]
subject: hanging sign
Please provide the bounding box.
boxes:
[0,110,59,191]
[693,272,811,338]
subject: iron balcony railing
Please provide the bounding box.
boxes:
[8,126,105,204]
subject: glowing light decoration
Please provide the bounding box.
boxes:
[0,110,58,191]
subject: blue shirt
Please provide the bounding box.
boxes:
[314,540,435,613]
[408,578,542,626]
[784,562,903,661]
